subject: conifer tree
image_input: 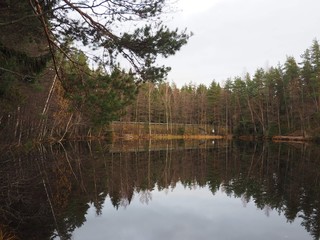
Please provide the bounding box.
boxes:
[31,0,191,83]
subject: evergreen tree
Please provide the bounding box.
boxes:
[62,50,137,126]
[0,0,191,141]
[33,0,191,83]
[207,80,221,128]
[310,39,320,111]
[283,56,302,130]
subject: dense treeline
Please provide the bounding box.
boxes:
[1,141,320,239]
[1,1,319,142]
[0,0,189,144]
[121,40,320,138]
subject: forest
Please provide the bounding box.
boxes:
[1,1,320,144]
[0,0,190,144]
[2,1,320,240]
[118,40,320,139]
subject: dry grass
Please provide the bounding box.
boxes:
[152,134,224,140]
[113,133,224,140]
[111,122,224,141]
[0,225,18,240]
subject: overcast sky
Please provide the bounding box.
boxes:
[159,0,320,87]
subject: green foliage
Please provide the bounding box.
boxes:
[234,121,256,136]
[206,39,320,137]
[0,0,191,141]
[0,43,51,110]
[62,52,137,126]
[0,72,23,112]
[267,123,280,137]
[118,39,320,139]
[45,0,191,83]
[177,127,185,135]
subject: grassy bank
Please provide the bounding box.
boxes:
[113,133,224,140]
[110,121,225,140]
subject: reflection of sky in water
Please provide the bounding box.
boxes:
[73,182,310,240]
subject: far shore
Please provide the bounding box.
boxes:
[114,134,226,141]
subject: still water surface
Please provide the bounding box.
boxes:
[1,140,319,239]
[74,182,308,240]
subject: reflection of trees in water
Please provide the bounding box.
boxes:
[219,141,320,240]
[1,140,320,239]
[139,190,152,205]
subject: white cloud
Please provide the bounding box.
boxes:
[160,0,320,87]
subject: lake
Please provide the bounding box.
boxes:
[0,140,319,239]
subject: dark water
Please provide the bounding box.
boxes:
[1,140,320,239]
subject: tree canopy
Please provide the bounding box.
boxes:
[120,40,320,139]
[0,0,191,136]
[32,0,191,83]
